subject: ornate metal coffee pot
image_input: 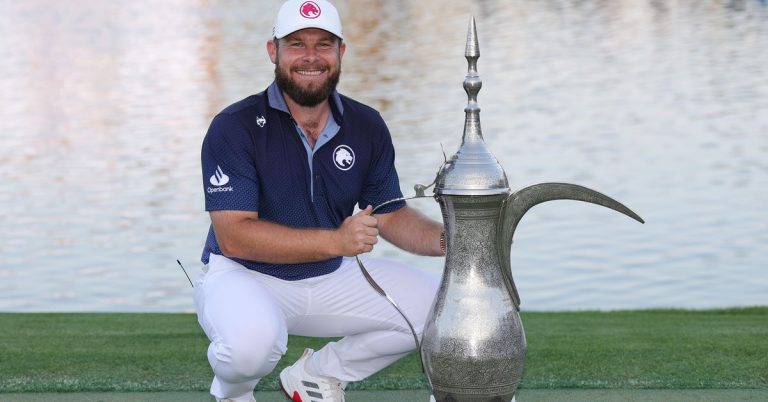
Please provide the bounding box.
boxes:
[418,18,644,401]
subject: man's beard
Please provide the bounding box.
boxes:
[274,61,341,107]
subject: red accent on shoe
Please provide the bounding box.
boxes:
[292,391,302,402]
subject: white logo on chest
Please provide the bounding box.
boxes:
[333,145,355,171]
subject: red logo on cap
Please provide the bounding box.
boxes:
[300,1,321,19]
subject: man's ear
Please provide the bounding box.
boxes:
[339,41,346,59]
[267,39,278,64]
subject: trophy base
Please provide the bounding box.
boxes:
[430,395,516,402]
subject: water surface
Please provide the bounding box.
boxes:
[1,0,766,311]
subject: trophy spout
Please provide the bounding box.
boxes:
[500,182,644,240]
[496,182,644,305]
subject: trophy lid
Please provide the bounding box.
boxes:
[435,17,509,196]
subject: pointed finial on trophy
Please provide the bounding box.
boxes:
[463,16,482,142]
[466,16,480,59]
[434,17,509,195]
[465,16,480,101]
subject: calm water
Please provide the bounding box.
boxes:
[1,0,766,312]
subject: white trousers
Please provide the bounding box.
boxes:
[194,253,439,400]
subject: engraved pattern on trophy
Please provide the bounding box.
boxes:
[420,17,644,402]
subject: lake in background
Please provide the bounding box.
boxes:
[1,0,766,312]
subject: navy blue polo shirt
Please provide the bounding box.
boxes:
[200,81,405,280]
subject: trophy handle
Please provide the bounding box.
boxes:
[497,183,645,309]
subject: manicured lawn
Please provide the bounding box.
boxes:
[0,308,765,393]
[3,390,768,402]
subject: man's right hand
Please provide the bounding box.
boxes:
[335,205,379,256]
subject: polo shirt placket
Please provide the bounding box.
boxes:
[266,83,343,204]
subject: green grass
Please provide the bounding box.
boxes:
[522,308,768,389]
[3,390,768,402]
[0,308,766,393]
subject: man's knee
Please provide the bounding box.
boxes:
[208,328,288,381]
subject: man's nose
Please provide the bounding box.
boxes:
[302,47,319,61]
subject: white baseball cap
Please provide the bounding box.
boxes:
[273,0,344,40]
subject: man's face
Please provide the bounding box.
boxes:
[268,28,346,107]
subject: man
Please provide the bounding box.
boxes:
[196,1,444,401]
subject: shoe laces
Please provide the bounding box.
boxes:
[327,381,345,401]
[315,378,344,401]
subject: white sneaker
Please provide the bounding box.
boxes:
[279,348,345,402]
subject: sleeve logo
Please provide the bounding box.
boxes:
[207,166,234,194]
[210,165,230,186]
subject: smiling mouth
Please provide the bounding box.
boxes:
[294,68,326,77]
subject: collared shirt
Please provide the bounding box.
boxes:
[200,81,405,280]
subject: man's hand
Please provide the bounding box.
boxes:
[335,205,379,256]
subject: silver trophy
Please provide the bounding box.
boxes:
[418,18,644,401]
